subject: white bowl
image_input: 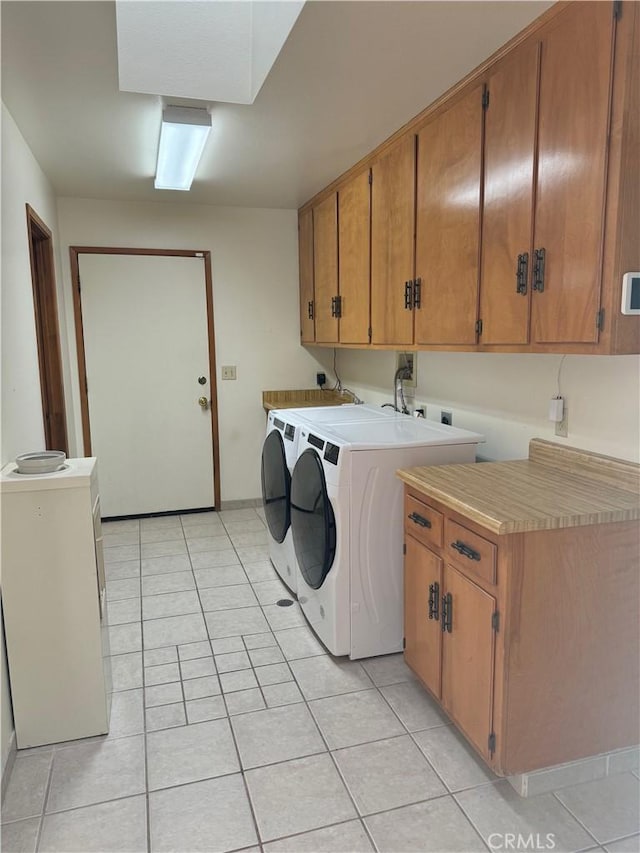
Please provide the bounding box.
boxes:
[15,451,66,475]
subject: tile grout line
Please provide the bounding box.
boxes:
[32,750,54,852]
[135,520,152,853]
[181,513,223,723]
[183,512,265,852]
[550,790,608,849]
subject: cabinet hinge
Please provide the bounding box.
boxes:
[488,732,496,755]
[613,0,622,19]
[475,319,483,336]
[403,543,407,555]
[596,308,605,331]
[403,637,406,650]
[482,86,490,110]
[368,172,373,186]
[492,611,500,632]
[368,326,372,343]
[85,376,88,394]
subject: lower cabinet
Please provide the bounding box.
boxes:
[405,535,496,761]
[440,565,496,762]
[403,484,640,775]
[404,536,442,698]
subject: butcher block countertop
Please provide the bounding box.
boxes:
[397,438,640,535]
[262,389,353,412]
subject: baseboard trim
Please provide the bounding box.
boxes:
[508,745,640,797]
[1,729,16,802]
[220,498,262,511]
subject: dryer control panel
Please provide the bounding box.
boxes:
[324,443,340,465]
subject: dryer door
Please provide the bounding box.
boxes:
[290,448,336,589]
[261,430,291,544]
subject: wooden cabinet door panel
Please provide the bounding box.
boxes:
[339,170,370,344]
[532,1,615,344]
[415,86,483,345]
[442,565,496,760]
[313,194,339,343]
[371,136,416,345]
[404,536,442,698]
[298,208,315,343]
[480,44,539,345]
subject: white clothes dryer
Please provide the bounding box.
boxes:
[290,417,484,659]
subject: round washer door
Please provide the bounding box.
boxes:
[290,448,336,590]
[261,430,291,544]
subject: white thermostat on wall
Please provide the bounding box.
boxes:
[621,272,640,315]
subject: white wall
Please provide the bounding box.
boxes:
[329,349,640,462]
[56,197,326,501]
[0,104,72,774]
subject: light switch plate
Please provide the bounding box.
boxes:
[221,365,237,380]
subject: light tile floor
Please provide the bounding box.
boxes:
[2,507,639,852]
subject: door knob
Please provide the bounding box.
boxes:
[198,396,209,410]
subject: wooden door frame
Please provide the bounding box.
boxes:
[69,246,221,511]
[26,205,69,455]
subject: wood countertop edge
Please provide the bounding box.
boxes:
[397,465,640,536]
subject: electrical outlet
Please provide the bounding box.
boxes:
[396,352,417,388]
[555,401,569,437]
[441,410,453,426]
[221,365,237,380]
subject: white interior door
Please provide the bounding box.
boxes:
[78,253,215,517]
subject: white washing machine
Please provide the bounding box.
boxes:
[261,411,306,593]
[290,417,484,659]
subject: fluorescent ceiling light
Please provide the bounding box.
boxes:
[155,106,211,191]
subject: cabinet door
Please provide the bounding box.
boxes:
[339,170,371,344]
[480,44,539,345]
[299,208,315,344]
[313,194,339,344]
[404,536,442,698]
[531,1,616,344]
[370,136,416,345]
[415,86,483,345]
[441,565,496,760]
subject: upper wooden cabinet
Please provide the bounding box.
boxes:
[531,1,615,344]
[298,208,315,344]
[338,170,371,345]
[298,1,639,355]
[415,85,484,346]
[370,135,416,346]
[313,194,339,344]
[479,43,539,346]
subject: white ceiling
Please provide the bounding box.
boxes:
[116,1,305,104]
[1,0,553,209]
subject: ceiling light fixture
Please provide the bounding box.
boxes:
[154,106,211,191]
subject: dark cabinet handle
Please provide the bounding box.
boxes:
[404,281,414,310]
[516,253,528,295]
[441,592,453,633]
[428,582,440,620]
[533,248,546,292]
[451,540,481,561]
[308,300,314,319]
[408,511,431,529]
[413,278,422,309]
